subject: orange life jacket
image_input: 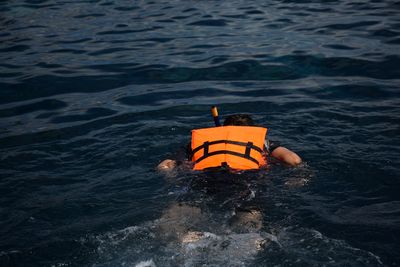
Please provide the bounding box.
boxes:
[191,126,267,170]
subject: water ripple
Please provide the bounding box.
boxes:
[1,0,400,265]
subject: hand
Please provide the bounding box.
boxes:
[157,159,177,171]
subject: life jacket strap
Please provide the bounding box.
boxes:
[194,150,260,165]
[192,140,263,166]
[245,142,253,159]
[192,140,263,155]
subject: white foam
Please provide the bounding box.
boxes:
[135,259,156,267]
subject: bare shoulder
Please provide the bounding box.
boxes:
[270,146,302,166]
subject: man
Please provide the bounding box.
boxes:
[154,113,304,265]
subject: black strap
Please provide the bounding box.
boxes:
[192,140,263,155]
[203,141,209,157]
[194,150,260,165]
[245,142,252,159]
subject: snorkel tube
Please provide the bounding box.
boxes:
[211,106,221,126]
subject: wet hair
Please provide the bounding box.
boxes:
[223,114,255,126]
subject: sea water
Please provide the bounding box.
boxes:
[0,0,399,266]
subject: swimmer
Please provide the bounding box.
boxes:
[154,108,303,265]
[157,111,302,172]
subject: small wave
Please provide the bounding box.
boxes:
[323,20,380,30]
[135,259,156,267]
[188,19,229,27]
[267,227,385,266]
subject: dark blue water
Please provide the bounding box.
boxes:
[1,0,400,266]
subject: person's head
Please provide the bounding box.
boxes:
[223,114,255,126]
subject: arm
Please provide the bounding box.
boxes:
[270,146,302,166]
